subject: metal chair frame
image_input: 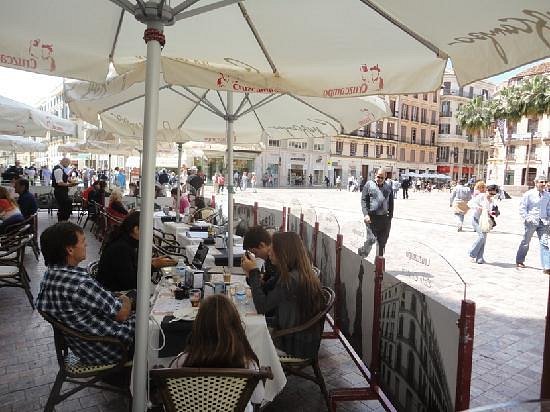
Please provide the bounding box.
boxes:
[0,235,34,308]
[272,286,336,410]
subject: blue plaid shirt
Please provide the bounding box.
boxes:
[36,265,135,365]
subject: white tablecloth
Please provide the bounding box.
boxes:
[163,221,192,236]
[148,280,286,402]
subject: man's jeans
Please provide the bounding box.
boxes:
[516,221,550,269]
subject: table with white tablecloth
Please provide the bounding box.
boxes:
[148,278,287,403]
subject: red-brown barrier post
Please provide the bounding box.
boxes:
[371,256,384,385]
[455,299,476,411]
[541,277,550,399]
[286,207,291,231]
[253,202,258,226]
[299,213,304,239]
[280,207,286,232]
[312,221,319,266]
[334,233,343,331]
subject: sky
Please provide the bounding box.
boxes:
[0,58,547,107]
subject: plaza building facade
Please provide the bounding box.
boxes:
[436,70,496,181]
[487,62,550,190]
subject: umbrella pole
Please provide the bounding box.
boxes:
[226,91,235,268]
[176,142,182,221]
[108,153,112,189]
[132,22,162,412]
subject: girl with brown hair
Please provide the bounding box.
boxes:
[241,231,322,359]
[171,294,259,369]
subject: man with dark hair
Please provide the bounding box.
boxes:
[243,226,279,293]
[37,222,135,365]
[52,158,77,221]
[14,178,37,218]
[359,168,394,257]
[3,160,24,181]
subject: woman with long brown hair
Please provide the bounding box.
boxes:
[171,294,259,369]
[241,231,322,359]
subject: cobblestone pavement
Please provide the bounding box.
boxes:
[226,186,549,408]
[0,211,383,412]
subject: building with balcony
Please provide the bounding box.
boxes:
[436,70,495,181]
[487,62,550,189]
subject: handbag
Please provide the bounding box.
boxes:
[479,208,491,233]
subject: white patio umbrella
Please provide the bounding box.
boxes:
[2,2,547,408]
[64,75,391,263]
[0,135,48,152]
[0,95,76,137]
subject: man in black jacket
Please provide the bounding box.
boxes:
[401,177,411,199]
[14,178,38,218]
[359,168,394,257]
[242,226,279,294]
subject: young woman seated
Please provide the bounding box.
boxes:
[0,186,24,234]
[96,211,176,292]
[241,231,322,359]
[170,187,190,214]
[170,294,264,409]
[106,187,128,221]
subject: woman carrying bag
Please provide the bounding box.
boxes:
[467,183,499,264]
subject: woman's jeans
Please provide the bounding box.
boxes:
[454,213,465,228]
[469,217,487,261]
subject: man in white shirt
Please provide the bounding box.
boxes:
[52,158,78,221]
[516,175,550,270]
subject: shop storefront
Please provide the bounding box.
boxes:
[288,163,305,185]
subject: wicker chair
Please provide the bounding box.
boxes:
[5,214,40,260]
[87,260,100,279]
[150,366,273,412]
[0,235,34,308]
[39,311,133,412]
[272,286,335,409]
[192,207,217,223]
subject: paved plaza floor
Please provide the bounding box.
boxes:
[0,186,547,411]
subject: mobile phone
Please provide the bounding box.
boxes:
[245,251,255,259]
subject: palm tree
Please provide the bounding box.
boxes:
[519,75,550,185]
[491,84,523,184]
[456,96,493,180]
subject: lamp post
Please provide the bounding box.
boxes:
[524,128,535,186]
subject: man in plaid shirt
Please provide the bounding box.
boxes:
[37,222,135,365]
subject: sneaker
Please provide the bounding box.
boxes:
[516,263,526,268]
[476,259,486,264]
[457,227,462,232]
[470,257,476,263]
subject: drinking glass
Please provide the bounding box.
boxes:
[190,289,201,307]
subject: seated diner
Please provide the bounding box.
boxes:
[241,231,322,359]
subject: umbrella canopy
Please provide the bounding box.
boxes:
[64,74,391,143]
[58,141,139,156]
[0,135,48,152]
[0,95,76,137]
[0,1,547,92]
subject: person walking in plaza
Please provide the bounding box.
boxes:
[391,178,400,198]
[358,168,394,257]
[52,157,78,222]
[117,169,126,192]
[468,183,499,264]
[336,176,342,191]
[250,172,257,193]
[401,177,411,199]
[516,176,550,269]
[450,178,472,232]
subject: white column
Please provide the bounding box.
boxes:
[226,91,235,268]
[132,22,162,412]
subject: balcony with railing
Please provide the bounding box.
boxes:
[439,111,452,117]
[441,89,490,99]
